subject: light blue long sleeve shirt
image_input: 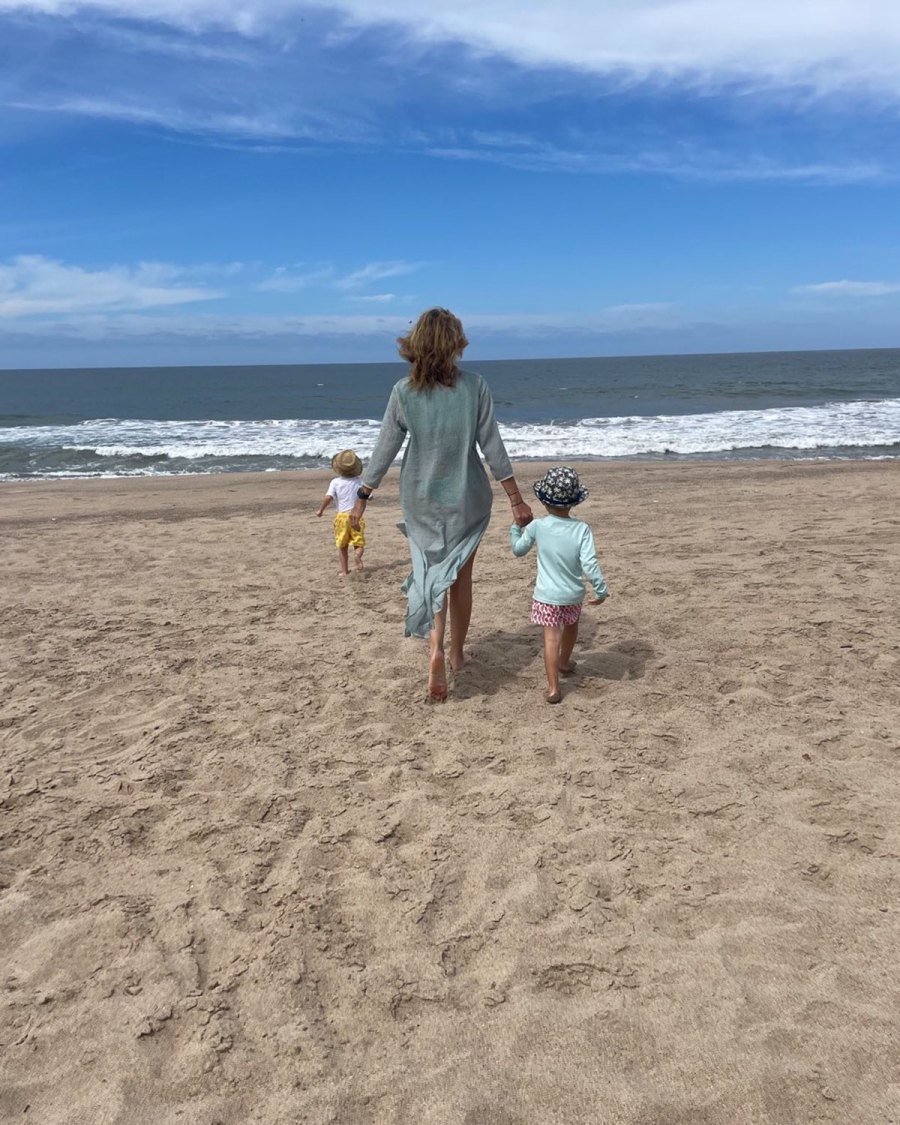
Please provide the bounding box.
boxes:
[510,515,609,606]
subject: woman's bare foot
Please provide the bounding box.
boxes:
[559,660,577,675]
[546,689,562,704]
[428,652,448,701]
[448,648,468,673]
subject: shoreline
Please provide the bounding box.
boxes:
[2,447,898,491]
[3,456,899,524]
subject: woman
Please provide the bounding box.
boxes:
[349,308,533,699]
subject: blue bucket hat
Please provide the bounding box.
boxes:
[532,466,588,508]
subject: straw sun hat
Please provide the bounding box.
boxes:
[332,449,363,477]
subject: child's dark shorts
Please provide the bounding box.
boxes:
[530,600,582,628]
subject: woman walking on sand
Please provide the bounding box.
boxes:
[349,307,533,700]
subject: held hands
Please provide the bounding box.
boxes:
[348,499,366,529]
[502,480,532,527]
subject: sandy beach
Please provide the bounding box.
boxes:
[1,459,899,1124]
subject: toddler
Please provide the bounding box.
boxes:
[317,449,367,575]
[511,466,608,703]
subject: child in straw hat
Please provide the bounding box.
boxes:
[317,449,367,575]
[510,467,608,704]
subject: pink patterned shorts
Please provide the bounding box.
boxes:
[530,599,582,628]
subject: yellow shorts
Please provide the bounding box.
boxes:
[334,511,365,549]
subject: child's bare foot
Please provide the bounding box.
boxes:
[428,652,448,701]
[546,689,562,704]
[559,660,577,675]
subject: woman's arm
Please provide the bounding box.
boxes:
[500,476,534,527]
[475,378,513,480]
[475,378,533,526]
[363,386,407,490]
[349,386,407,528]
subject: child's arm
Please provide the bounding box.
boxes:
[510,521,537,557]
[579,524,609,603]
[316,494,333,518]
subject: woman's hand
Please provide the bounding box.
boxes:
[501,478,533,527]
[349,499,367,529]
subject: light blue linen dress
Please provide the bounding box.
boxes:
[362,368,514,638]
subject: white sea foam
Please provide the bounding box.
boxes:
[501,398,900,458]
[1,397,898,477]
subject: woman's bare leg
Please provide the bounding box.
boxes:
[428,550,477,696]
[428,596,449,701]
[448,551,476,671]
[543,625,562,702]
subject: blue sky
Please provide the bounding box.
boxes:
[1,0,900,367]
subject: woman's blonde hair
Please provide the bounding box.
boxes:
[397,308,468,391]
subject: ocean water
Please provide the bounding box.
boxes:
[1,349,898,479]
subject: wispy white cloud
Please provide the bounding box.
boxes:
[12,87,888,180]
[3,1,900,97]
[427,142,886,185]
[461,304,681,335]
[255,265,336,292]
[0,311,415,339]
[0,301,682,339]
[0,253,421,323]
[256,260,423,293]
[334,261,422,290]
[791,279,900,297]
[0,255,225,316]
[86,19,256,63]
[9,96,339,141]
[328,1,900,99]
[3,4,897,183]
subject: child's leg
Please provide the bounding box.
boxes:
[351,518,365,571]
[542,625,563,701]
[559,621,579,673]
[334,514,351,575]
